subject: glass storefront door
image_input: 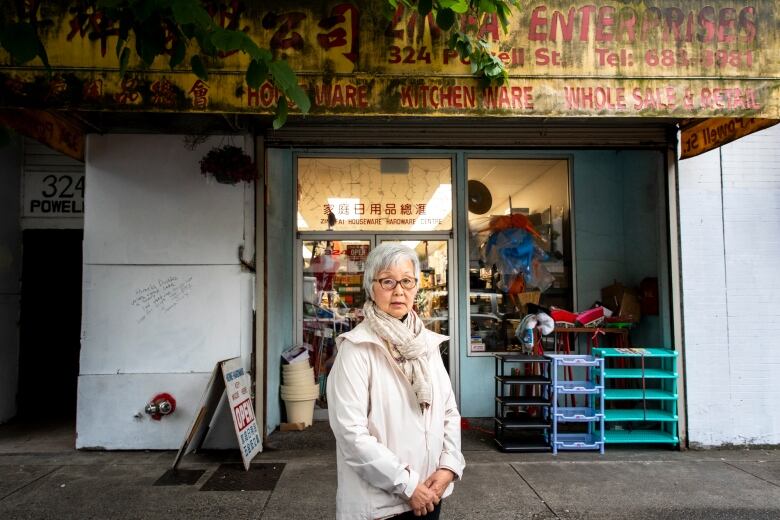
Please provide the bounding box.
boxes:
[296,154,456,406]
[378,237,451,371]
[299,234,453,402]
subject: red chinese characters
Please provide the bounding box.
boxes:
[67,3,119,58]
[114,77,141,105]
[82,79,103,102]
[188,80,209,109]
[317,4,359,64]
[150,78,177,107]
[262,3,360,62]
[206,0,250,58]
[263,11,306,51]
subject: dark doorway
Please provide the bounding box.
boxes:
[18,229,83,420]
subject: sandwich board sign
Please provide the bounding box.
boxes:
[173,357,261,471]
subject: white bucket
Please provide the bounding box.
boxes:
[283,363,311,372]
[284,374,314,386]
[284,398,315,426]
[280,384,320,400]
[283,366,314,375]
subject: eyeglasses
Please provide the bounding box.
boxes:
[373,277,417,291]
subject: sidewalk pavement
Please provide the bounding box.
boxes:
[1,419,779,520]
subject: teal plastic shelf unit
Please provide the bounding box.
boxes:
[603,368,677,379]
[604,430,679,444]
[593,347,679,446]
[604,389,678,400]
[593,347,677,357]
[604,409,678,421]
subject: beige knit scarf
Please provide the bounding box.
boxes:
[362,302,432,409]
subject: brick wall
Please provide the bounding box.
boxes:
[679,124,780,446]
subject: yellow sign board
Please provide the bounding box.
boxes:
[0,109,84,161]
[680,118,779,159]
[1,0,779,119]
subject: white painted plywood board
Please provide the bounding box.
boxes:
[680,124,780,446]
[76,373,238,450]
[80,264,242,375]
[678,147,730,447]
[84,134,248,265]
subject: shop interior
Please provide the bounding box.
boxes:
[287,151,675,451]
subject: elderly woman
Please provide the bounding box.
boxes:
[327,243,465,520]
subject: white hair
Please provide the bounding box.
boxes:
[362,243,420,301]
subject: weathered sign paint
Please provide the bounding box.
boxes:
[680,117,779,158]
[0,0,778,119]
[0,109,84,160]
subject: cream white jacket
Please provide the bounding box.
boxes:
[327,321,466,520]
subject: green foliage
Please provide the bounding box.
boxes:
[94,0,307,122]
[273,96,288,130]
[0,0,519,125]
[190,54,208,81]
[386,0,518,86]
[246,59,268,89]
[0,21,49,68]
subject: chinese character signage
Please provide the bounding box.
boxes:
[298,157,452,232]
[0,0,778,119]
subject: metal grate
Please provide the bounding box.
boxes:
[199,463,285,492]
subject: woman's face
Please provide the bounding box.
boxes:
[372,259,418,319]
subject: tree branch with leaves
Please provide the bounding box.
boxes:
[387,0,519,86]
[1,0,519,128]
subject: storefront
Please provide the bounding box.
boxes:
[1,0,779,449]
[262,133,676,440]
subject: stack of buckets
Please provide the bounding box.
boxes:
[281,361,318,426]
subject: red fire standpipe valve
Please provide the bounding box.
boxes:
[145,393,177,420]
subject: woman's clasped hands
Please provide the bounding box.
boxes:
[408,469,456,516]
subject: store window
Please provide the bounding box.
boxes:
[301,238,452,370]
[467,158,572,355]
[297,157,452,232]
[297,157,455,400]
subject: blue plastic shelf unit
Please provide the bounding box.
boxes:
[494,354,552,453]
[592,347,679,446]
[545,354,605,455]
